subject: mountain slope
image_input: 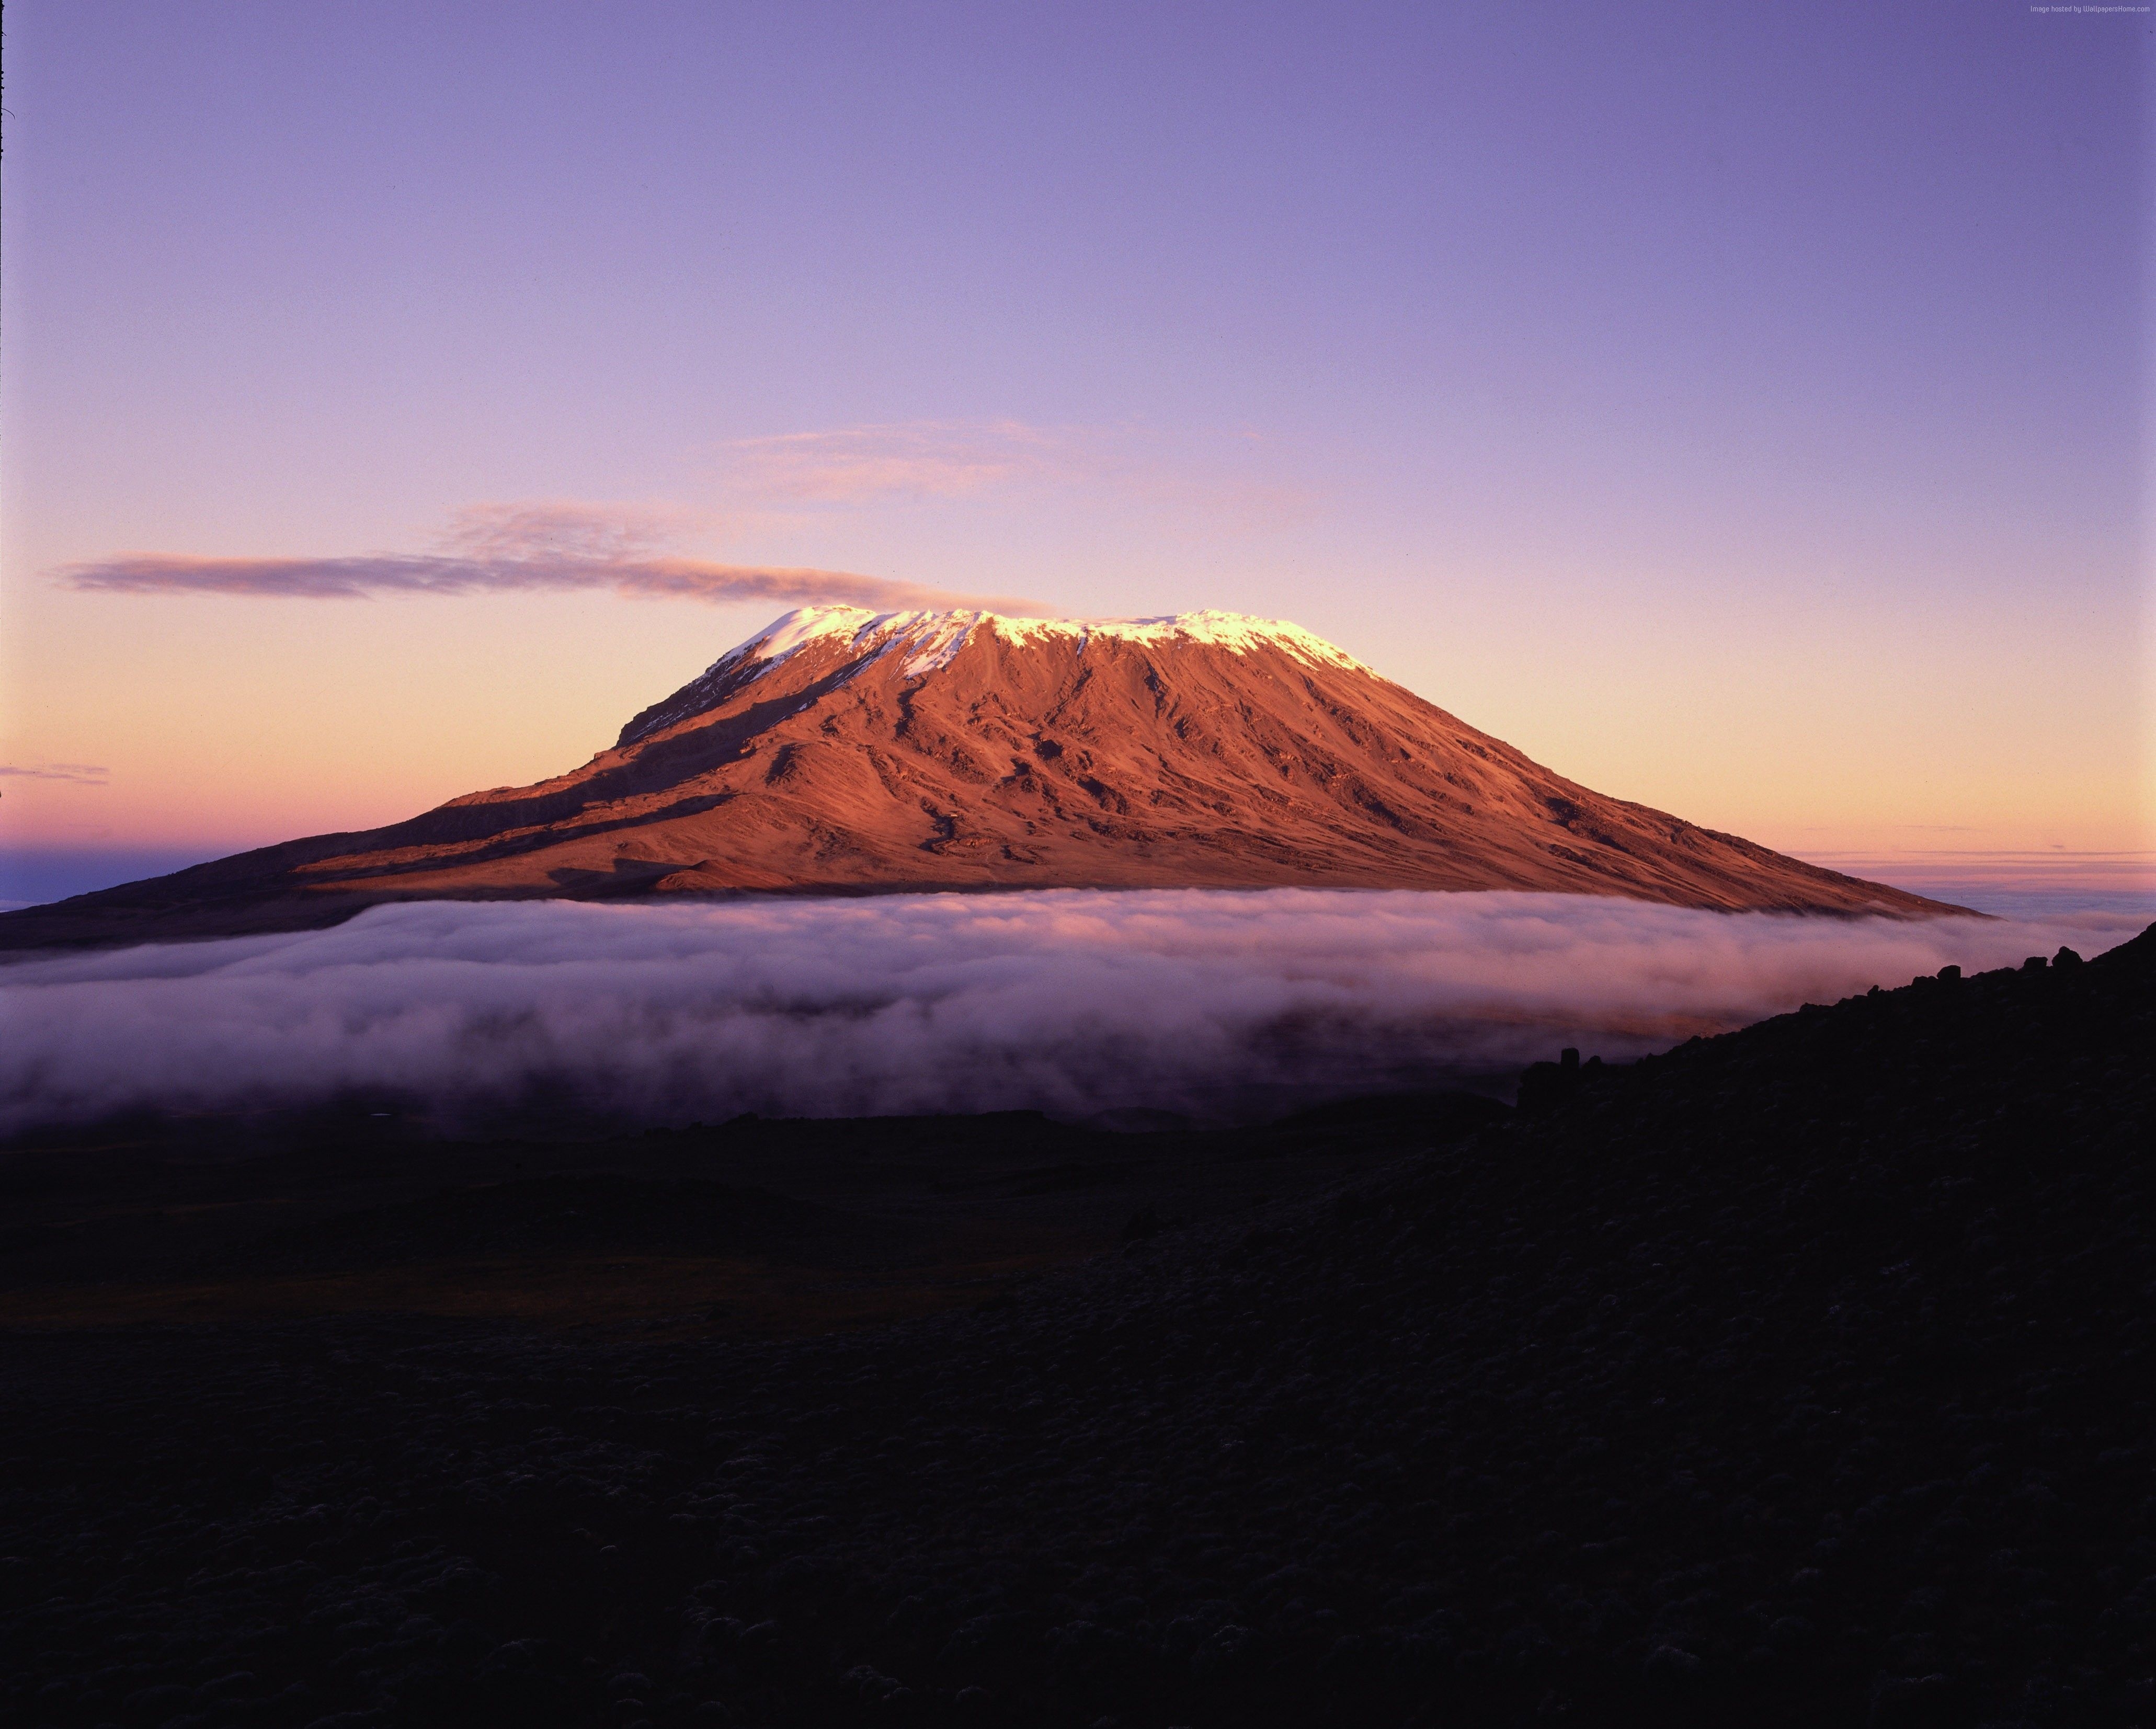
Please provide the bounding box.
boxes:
[0,607,1961,948]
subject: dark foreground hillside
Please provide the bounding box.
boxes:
[3,930,2150,1727]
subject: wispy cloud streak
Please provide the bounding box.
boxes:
[0,764,109,784]
[59,552,1049,613]
[0,890,2136,1136]
[53,500,1054,614]
[728,421,1068,502]
[724,420,1316,523]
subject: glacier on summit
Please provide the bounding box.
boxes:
[618,605,1368,746]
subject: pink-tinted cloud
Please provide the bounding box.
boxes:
[439,498,712,563]
[53,499,1053,614]
[726,420,1067,503]
[724,420,1318,524]
[0,889,2138,1136]
[0,763,109,785]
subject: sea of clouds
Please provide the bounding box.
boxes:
[1,890,2141,1137]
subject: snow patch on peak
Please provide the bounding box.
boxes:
[989,611,1366,671]
[744,604,889,660]
[716,604,1369,681]
[620,604,1374,746]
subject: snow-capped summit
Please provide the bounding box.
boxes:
[619,607,1370,748]
[719,603,1370,669]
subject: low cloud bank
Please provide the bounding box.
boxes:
[1,891,2139,1136]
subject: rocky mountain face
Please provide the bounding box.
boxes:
[0,606,1960,947]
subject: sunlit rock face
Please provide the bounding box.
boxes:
[0,606,1961,950]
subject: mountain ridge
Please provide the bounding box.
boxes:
[0,605,1967,949]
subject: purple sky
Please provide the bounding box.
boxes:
[1,1,2148,889]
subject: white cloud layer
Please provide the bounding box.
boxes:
[0,891,2139,1137]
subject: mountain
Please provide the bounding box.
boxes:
[0,606,1962,948]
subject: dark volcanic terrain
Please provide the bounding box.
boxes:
[3,930,2149,1726]
[0,608,1957,951]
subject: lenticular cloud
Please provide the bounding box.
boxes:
[0,891,2137,1136]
